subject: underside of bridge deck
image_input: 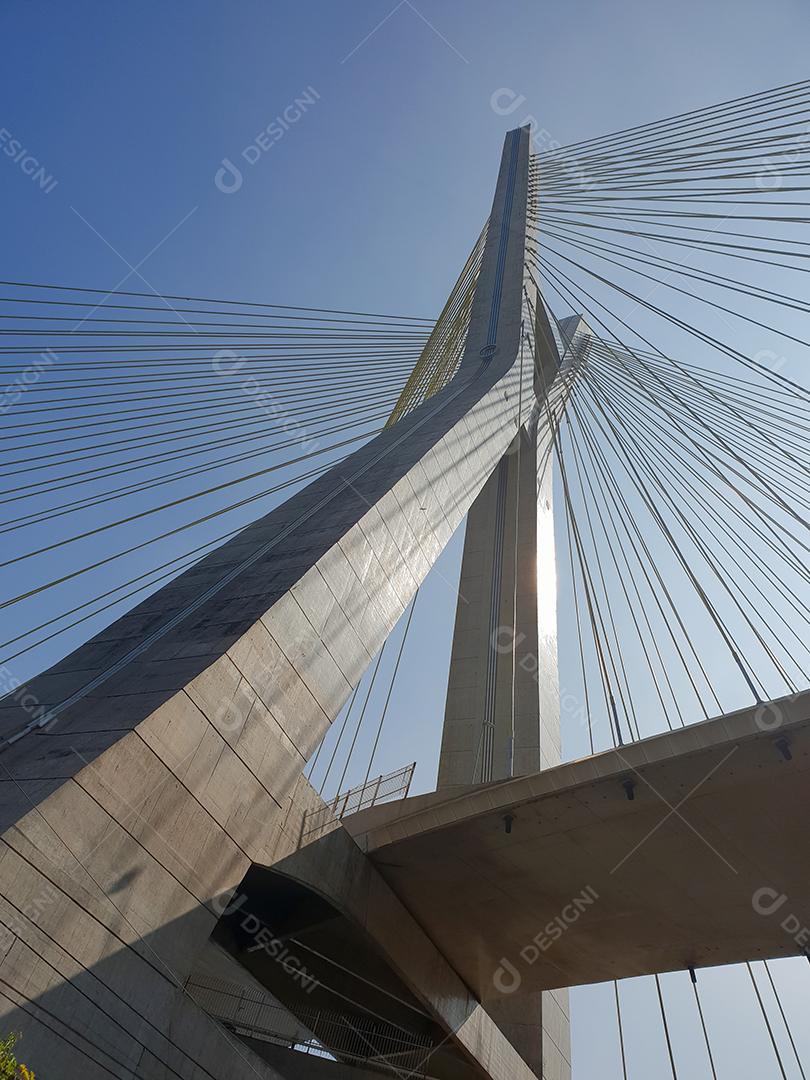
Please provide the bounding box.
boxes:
[333,690,810,1000]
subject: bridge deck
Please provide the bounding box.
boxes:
[344,691,810,999]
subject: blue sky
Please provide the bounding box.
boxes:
[3,1,810,1076]
[4,0,807,317]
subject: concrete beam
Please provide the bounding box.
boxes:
[269,826,540,1080]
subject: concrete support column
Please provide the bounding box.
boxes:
[438,293,566,790]
[436,296,572,1078]
[438,421,542,787]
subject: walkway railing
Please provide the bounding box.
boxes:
[303,762,415,838]
[187,973,436,1077]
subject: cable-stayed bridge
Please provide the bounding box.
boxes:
[1,78,810,1079]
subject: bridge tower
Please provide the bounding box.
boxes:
[0,125,572,1080]
[1,104,808,1080]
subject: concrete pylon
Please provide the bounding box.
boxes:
[438,299,574,789]
[438,422,545,786]
[0,127,544,1079]
[437,297,571,1078]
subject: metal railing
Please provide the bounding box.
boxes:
[187,973,436,1076]
[303,762,415,838]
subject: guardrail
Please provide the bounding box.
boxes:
[303,762,415,838]
[187,973,436,1077]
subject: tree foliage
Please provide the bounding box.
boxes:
[0,1033,34,1080]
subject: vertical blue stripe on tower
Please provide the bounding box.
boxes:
[485,127,521,350]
